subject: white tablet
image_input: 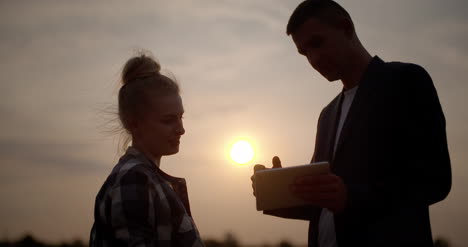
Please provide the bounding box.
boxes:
[254,161,330,211]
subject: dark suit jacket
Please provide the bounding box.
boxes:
[266,57,451,247]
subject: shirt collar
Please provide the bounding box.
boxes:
[125,146,160,168]
[359,56,385,88]
[125,146,186,183]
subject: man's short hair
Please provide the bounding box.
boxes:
[286,0,352,35]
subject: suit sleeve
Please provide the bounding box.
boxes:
[343,64,451,217]
[263,206,320,220]
[399,64,451,205]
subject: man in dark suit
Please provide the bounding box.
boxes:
[251,0,451,246]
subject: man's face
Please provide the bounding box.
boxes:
[291,18,351,82]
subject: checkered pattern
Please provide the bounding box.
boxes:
[90,147,204,247]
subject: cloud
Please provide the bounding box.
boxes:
[0,137,107,179]
[0,0,467,244]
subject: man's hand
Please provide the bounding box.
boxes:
[251,156,282,196]
[290,173,347,214]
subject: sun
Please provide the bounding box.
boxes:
[230,140,255,165]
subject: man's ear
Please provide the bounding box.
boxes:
[338,17,355,39]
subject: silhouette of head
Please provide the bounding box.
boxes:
[287,0,359,82]
[286,0,353,36]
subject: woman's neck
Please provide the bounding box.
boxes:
[132,141,161,167]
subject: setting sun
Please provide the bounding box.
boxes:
[230,140,255,165]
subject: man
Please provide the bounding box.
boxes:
[251,0,451,246]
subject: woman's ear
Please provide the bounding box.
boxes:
[127,118,140,135]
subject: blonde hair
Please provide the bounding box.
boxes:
[117,52,180,152]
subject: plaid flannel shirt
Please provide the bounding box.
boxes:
[90,147,204,247]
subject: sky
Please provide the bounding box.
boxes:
[1,0,467,246]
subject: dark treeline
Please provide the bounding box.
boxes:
[0,234,85,247]
[0,233,299,247]
[0,233,452,247]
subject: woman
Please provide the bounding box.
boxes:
[90,53,204,247]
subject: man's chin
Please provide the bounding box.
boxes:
[163,148,180,156]
[319,71,340,82]
[325,76,340,82]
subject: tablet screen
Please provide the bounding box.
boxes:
[254,161,330,211]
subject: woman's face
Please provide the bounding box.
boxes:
[132,93,185,158]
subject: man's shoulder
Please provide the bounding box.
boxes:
[382,60,429,78]
[382,60,434,92]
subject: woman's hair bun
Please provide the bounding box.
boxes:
[121,53,161,85]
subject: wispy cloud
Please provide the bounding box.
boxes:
[0,0,467,245]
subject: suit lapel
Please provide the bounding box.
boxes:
[324,93,344,163]
[333,57,385,161]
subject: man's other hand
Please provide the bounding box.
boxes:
[290,173,347,214]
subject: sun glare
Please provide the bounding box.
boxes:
[230,140,254,165]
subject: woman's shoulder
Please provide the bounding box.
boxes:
[108,152,159,187]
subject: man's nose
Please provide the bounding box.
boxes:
[306,53,322,72]
[306,51,318,66]
[176,120,185,135]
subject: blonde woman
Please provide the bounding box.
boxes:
[90,53,204,247]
